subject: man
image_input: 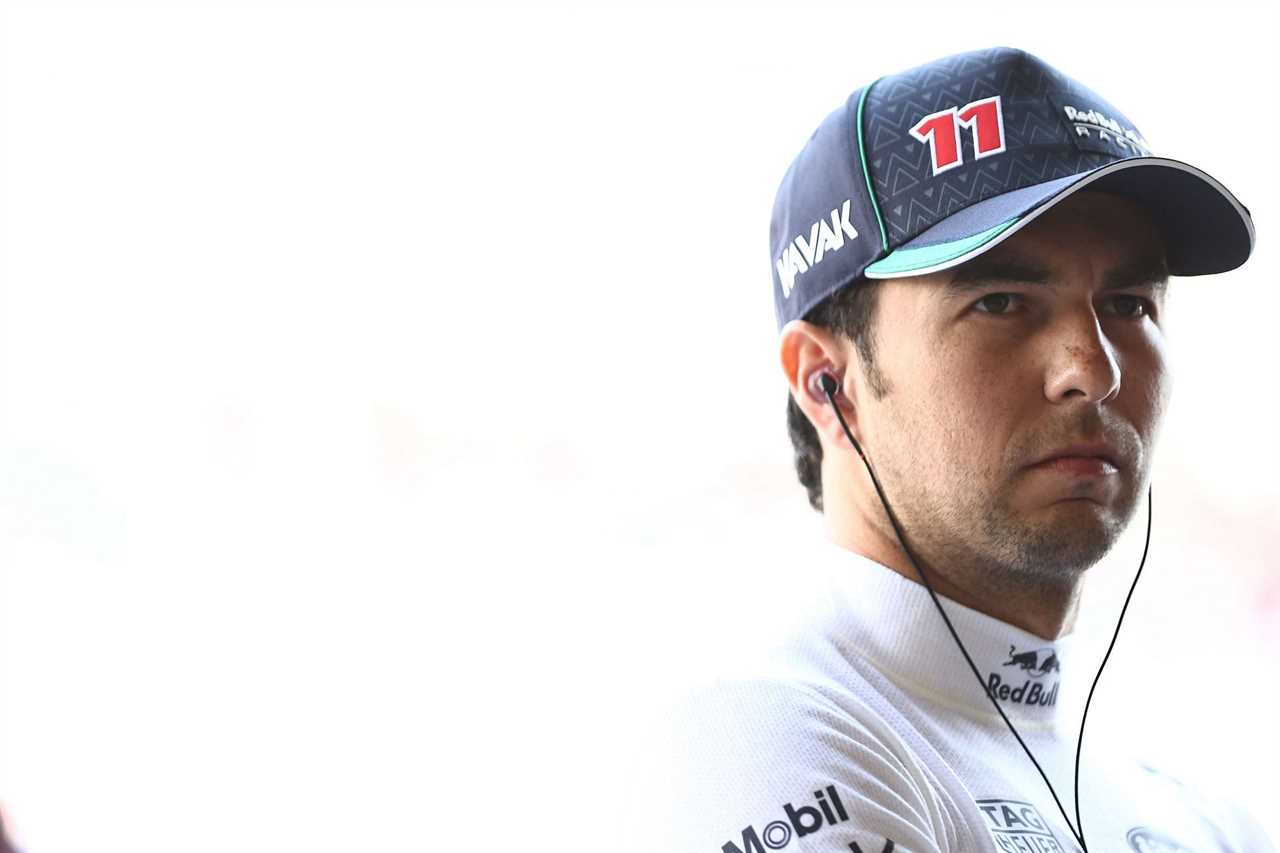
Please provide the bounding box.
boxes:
[630,48,1272,853]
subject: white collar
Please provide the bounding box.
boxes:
[807,539,1081,728]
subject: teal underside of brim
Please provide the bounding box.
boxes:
[865,218,1020,275]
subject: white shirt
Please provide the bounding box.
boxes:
[623,540,1274,853]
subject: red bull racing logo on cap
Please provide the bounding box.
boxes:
[1048,92,1152,157]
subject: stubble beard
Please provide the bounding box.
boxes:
[853,356,1150,603]
[878,449,1146,603]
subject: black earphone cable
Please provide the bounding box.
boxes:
[1073,484,1152,846]
[820,374,1152,853]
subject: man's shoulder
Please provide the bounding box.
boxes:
[661,659,893,752]
[613,542,982,851]
[653,586,923,775]
[660,668,879,762]
[618,669,957,853]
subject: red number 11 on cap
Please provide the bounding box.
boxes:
[909,95,1007,176]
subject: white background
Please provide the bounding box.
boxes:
[1,1,1277,851]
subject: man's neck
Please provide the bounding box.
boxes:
[823,498,1082,641]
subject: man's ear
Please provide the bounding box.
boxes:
[779,319,863,452]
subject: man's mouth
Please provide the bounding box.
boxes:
[1027,441,1122,472]
[1030,456,1118,477]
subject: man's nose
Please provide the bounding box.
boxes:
[1042,308,1122,404]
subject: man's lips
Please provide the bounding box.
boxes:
[1032,456,1119,476]
[1027,443,1122,474]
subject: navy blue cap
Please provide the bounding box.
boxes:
[771,47,1255,332]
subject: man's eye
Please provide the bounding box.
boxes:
[1107,295,1152,319]
[973,293,1019,315]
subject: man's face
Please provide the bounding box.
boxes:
[855,191,1170,590]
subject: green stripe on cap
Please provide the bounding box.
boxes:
[856,80,889,253]
[865,218,1020,276]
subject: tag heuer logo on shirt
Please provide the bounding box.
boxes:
[975,798,1065,852]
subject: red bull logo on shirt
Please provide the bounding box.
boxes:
[1002,645,1060,678]
[987,645,1061,707]
[987,674,1060,708]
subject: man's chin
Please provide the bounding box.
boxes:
[1041,490,1140,536]
[1022,509,1124,572]
[986,502,1127,577]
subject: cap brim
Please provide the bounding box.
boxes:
[863,157,1255,279]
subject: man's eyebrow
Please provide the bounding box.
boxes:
[940,253,1170,297]
[943,257,1051,296]
[1101,256,1169,293]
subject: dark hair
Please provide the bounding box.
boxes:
[786,278,888,512]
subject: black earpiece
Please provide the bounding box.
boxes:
[809,370,841,402]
